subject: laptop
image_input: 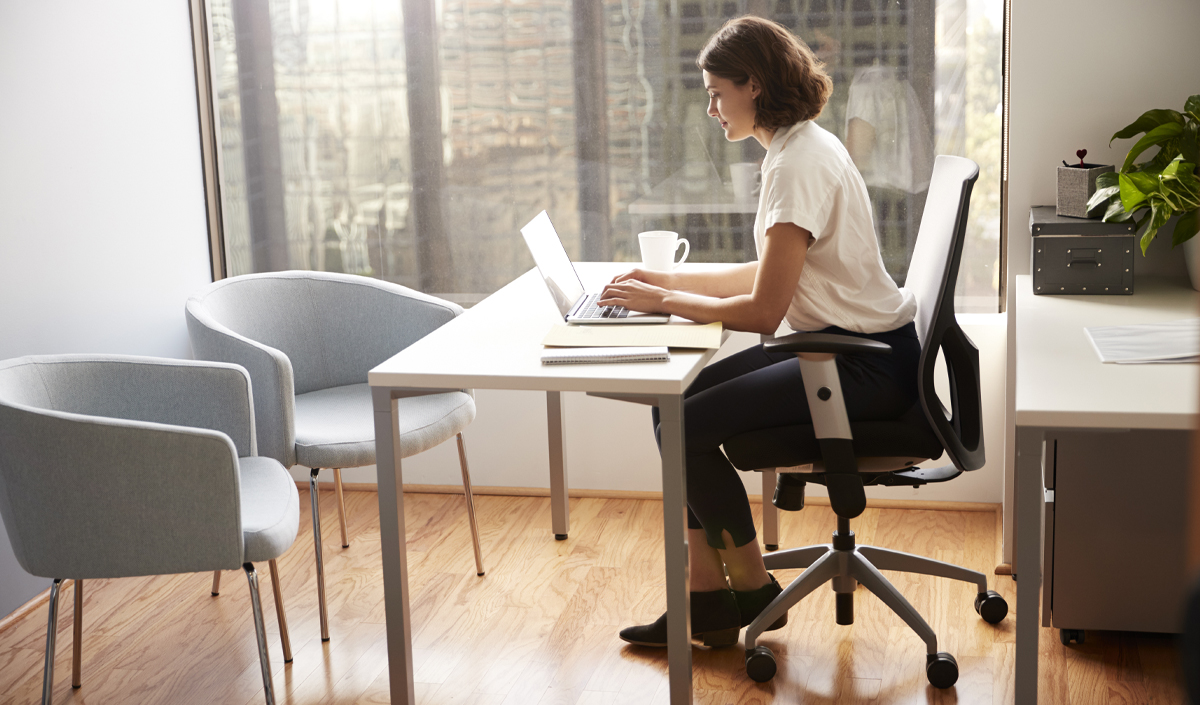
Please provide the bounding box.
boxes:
[519,210,670,324]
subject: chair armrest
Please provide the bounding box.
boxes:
[0,404,244,579]
[187,301,296,467]
[764,332,892,356]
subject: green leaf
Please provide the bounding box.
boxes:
[1162,156,1187,177]
[1122,122,1185,172]
[1120,172,1161,213]
[1103,197,1136,222]
[1096,171,1120,189]
[1110,109,1185,144]
[1140,199,1173,254]
[1171,209,1199,247]
[1185,95,1200,123]
[1087,185,1120,211]
[1182,124,1200,166]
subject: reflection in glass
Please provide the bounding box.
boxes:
[210,0,1002,311]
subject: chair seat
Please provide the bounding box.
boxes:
[238,456,300,563]
[723,405,944,474]
[294,383,476,468]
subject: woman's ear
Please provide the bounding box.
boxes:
[749,79,761,99]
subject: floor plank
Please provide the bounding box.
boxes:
[0,491,1185,704]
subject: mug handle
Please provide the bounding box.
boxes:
[675,238,690,266]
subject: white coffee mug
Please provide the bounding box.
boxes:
[729,162,759,202]
[639,231,690,272]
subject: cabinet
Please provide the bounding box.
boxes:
[1041,429,1189,640]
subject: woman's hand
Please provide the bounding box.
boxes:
[609,267,675,290]
[598,277,670,313]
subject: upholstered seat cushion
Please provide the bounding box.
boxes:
[722,405,945,473]
[293,383,476,469]
[239,456,300,563]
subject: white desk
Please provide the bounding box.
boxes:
[368,262,728,705]
[1012,274,1199,702]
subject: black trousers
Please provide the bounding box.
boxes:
[652,323,921,550]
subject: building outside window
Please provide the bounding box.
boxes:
[205,0,1003,311]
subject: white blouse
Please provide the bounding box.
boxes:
[754,120,917,334]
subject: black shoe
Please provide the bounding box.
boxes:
[735,574,788,631]
[618,588,740,648]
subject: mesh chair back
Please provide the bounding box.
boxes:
[903,155,985,471]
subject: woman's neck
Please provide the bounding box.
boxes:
[753,125,775,149]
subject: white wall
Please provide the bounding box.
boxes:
[328,316,1008,508]
[1002,0,1200,560]
[0,1,211,618]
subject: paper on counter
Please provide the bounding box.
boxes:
[542,321,723,349]
[1084,318,1200,364]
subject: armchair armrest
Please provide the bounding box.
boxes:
[0,403,244,579]
[186,301,296,467]
[764,332,892,357]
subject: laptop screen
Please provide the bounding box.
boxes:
[520,211,586,318]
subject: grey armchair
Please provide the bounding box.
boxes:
[0,355,299,705]
[185,270,484,642]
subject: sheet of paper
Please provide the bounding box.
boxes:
[1085,318,1200,363]
[542,321,723,349]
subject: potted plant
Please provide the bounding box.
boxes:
[1087,95,1200,284]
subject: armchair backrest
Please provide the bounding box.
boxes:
[903,155,985,472]
[187,271,463,395]
[0,356,249,579]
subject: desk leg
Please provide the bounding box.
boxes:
[373,388,415,705]
[547,391,571,539]
[657,394,693,705]
[1014,426,1045,704]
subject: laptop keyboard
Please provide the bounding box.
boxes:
[576,293,631,319]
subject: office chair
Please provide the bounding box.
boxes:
[721,155,1008,688]
[0,355,298,705]
[186,270,484,642]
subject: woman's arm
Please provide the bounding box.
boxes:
[611,262,758,298]
[599,223,811,335]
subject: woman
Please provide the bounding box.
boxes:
[599,16,920,648]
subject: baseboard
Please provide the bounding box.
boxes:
[0,579,72,637]
[296,481,1000,513]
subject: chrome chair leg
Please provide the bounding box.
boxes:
[243,564,275,705]
[267,559,292,663]
[310,468,330,641]
[72,579,82,688]
[456,433,485,576]
[211,570,221,595]
[333,468,349,548]
[42,579,62,705]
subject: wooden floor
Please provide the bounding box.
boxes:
[0,489,1184,704]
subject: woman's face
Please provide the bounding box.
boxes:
[704,71,759,142]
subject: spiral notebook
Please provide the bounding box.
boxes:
[540,346,670,365]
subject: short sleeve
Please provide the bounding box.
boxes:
[845,68,883,128]
[761,158,840,241]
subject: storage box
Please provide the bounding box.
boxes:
[1030,206,1135,295]
[1056,164,1114,218]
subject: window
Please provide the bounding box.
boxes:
[201,0,1002,311]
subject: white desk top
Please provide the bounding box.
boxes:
[368,263,729,396]
[1015,274,1199,430]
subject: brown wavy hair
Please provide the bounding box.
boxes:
[696,16,833,132]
